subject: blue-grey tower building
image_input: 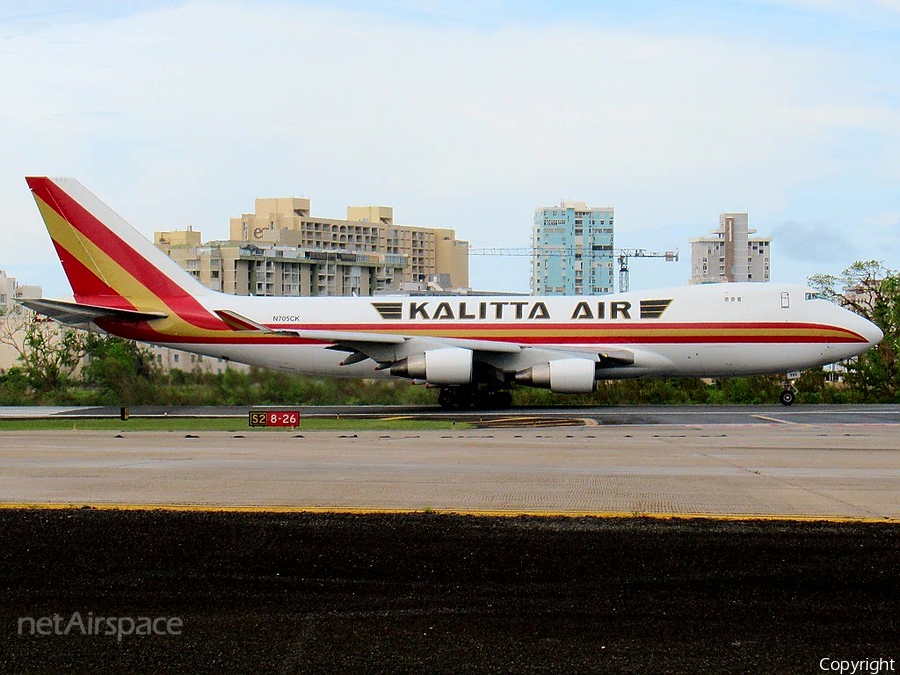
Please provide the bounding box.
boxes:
[531,201,615,295]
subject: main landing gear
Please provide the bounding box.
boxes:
[438,385,513,410]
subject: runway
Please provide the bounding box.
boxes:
[4,402,900,426]
[2,417,898,520]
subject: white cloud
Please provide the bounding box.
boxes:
[757,0,900,17]
[770,220,856,263]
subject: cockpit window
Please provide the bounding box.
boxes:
[805,292,828,301]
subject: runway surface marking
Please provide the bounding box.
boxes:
[0,502,896,523]
[751,414,804,425]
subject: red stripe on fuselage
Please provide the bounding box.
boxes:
[261,321,866,344]
[96,320,864,346]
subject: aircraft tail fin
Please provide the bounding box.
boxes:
[26,177,213,315]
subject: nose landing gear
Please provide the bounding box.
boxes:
[779,371,800,406]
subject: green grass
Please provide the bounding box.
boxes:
[0,418,471,432]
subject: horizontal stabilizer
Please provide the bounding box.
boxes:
[214,309,277,333]
[19,298,167,326]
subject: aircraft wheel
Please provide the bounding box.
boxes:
[495,391,513,409]
[471,389,512,410]
[455,387,476,409]
[440,386,477,409]
[438,388,455,410]
[779,389,796,406]
[441,386,511,410]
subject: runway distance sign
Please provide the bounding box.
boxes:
[249,410,301,427]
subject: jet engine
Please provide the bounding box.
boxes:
[390,347,474,385]
[515,358,596,394]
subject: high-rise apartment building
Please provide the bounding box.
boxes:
[531,201,615,295]
[155,195,469,298]
[689,213,770,284]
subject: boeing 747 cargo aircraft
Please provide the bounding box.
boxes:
[22,177,883,408]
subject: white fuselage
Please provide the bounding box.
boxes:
[155,283,882,381]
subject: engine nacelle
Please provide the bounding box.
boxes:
[390,347,473,385]
[515,358,596,394]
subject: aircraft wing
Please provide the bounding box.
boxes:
[320,335,634,365]
[19,298,168,327]
[216,309,634,368]
[312,332,634,371]
[334,336,635,373]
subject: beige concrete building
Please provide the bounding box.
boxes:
[156,228,409,297]
[156,195,469,297]
[1,269,42,311]
[690,213,770,284]
[0,270,43,371]
[230,197,469,292]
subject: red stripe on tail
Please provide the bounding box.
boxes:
[52,240,137,310]
[28,177,225,331]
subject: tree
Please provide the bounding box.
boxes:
[0,309,90,395]
[80,334,160,404]
[809,261,900,402]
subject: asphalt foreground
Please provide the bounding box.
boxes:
[1,510,898,674]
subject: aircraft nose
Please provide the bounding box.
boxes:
[862,319,884,346]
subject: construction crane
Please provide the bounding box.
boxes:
[467,246,679,293]
[616,248,679,293]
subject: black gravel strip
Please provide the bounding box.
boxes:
[1,510,897,674]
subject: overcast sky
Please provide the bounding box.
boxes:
[1,0,897,297]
